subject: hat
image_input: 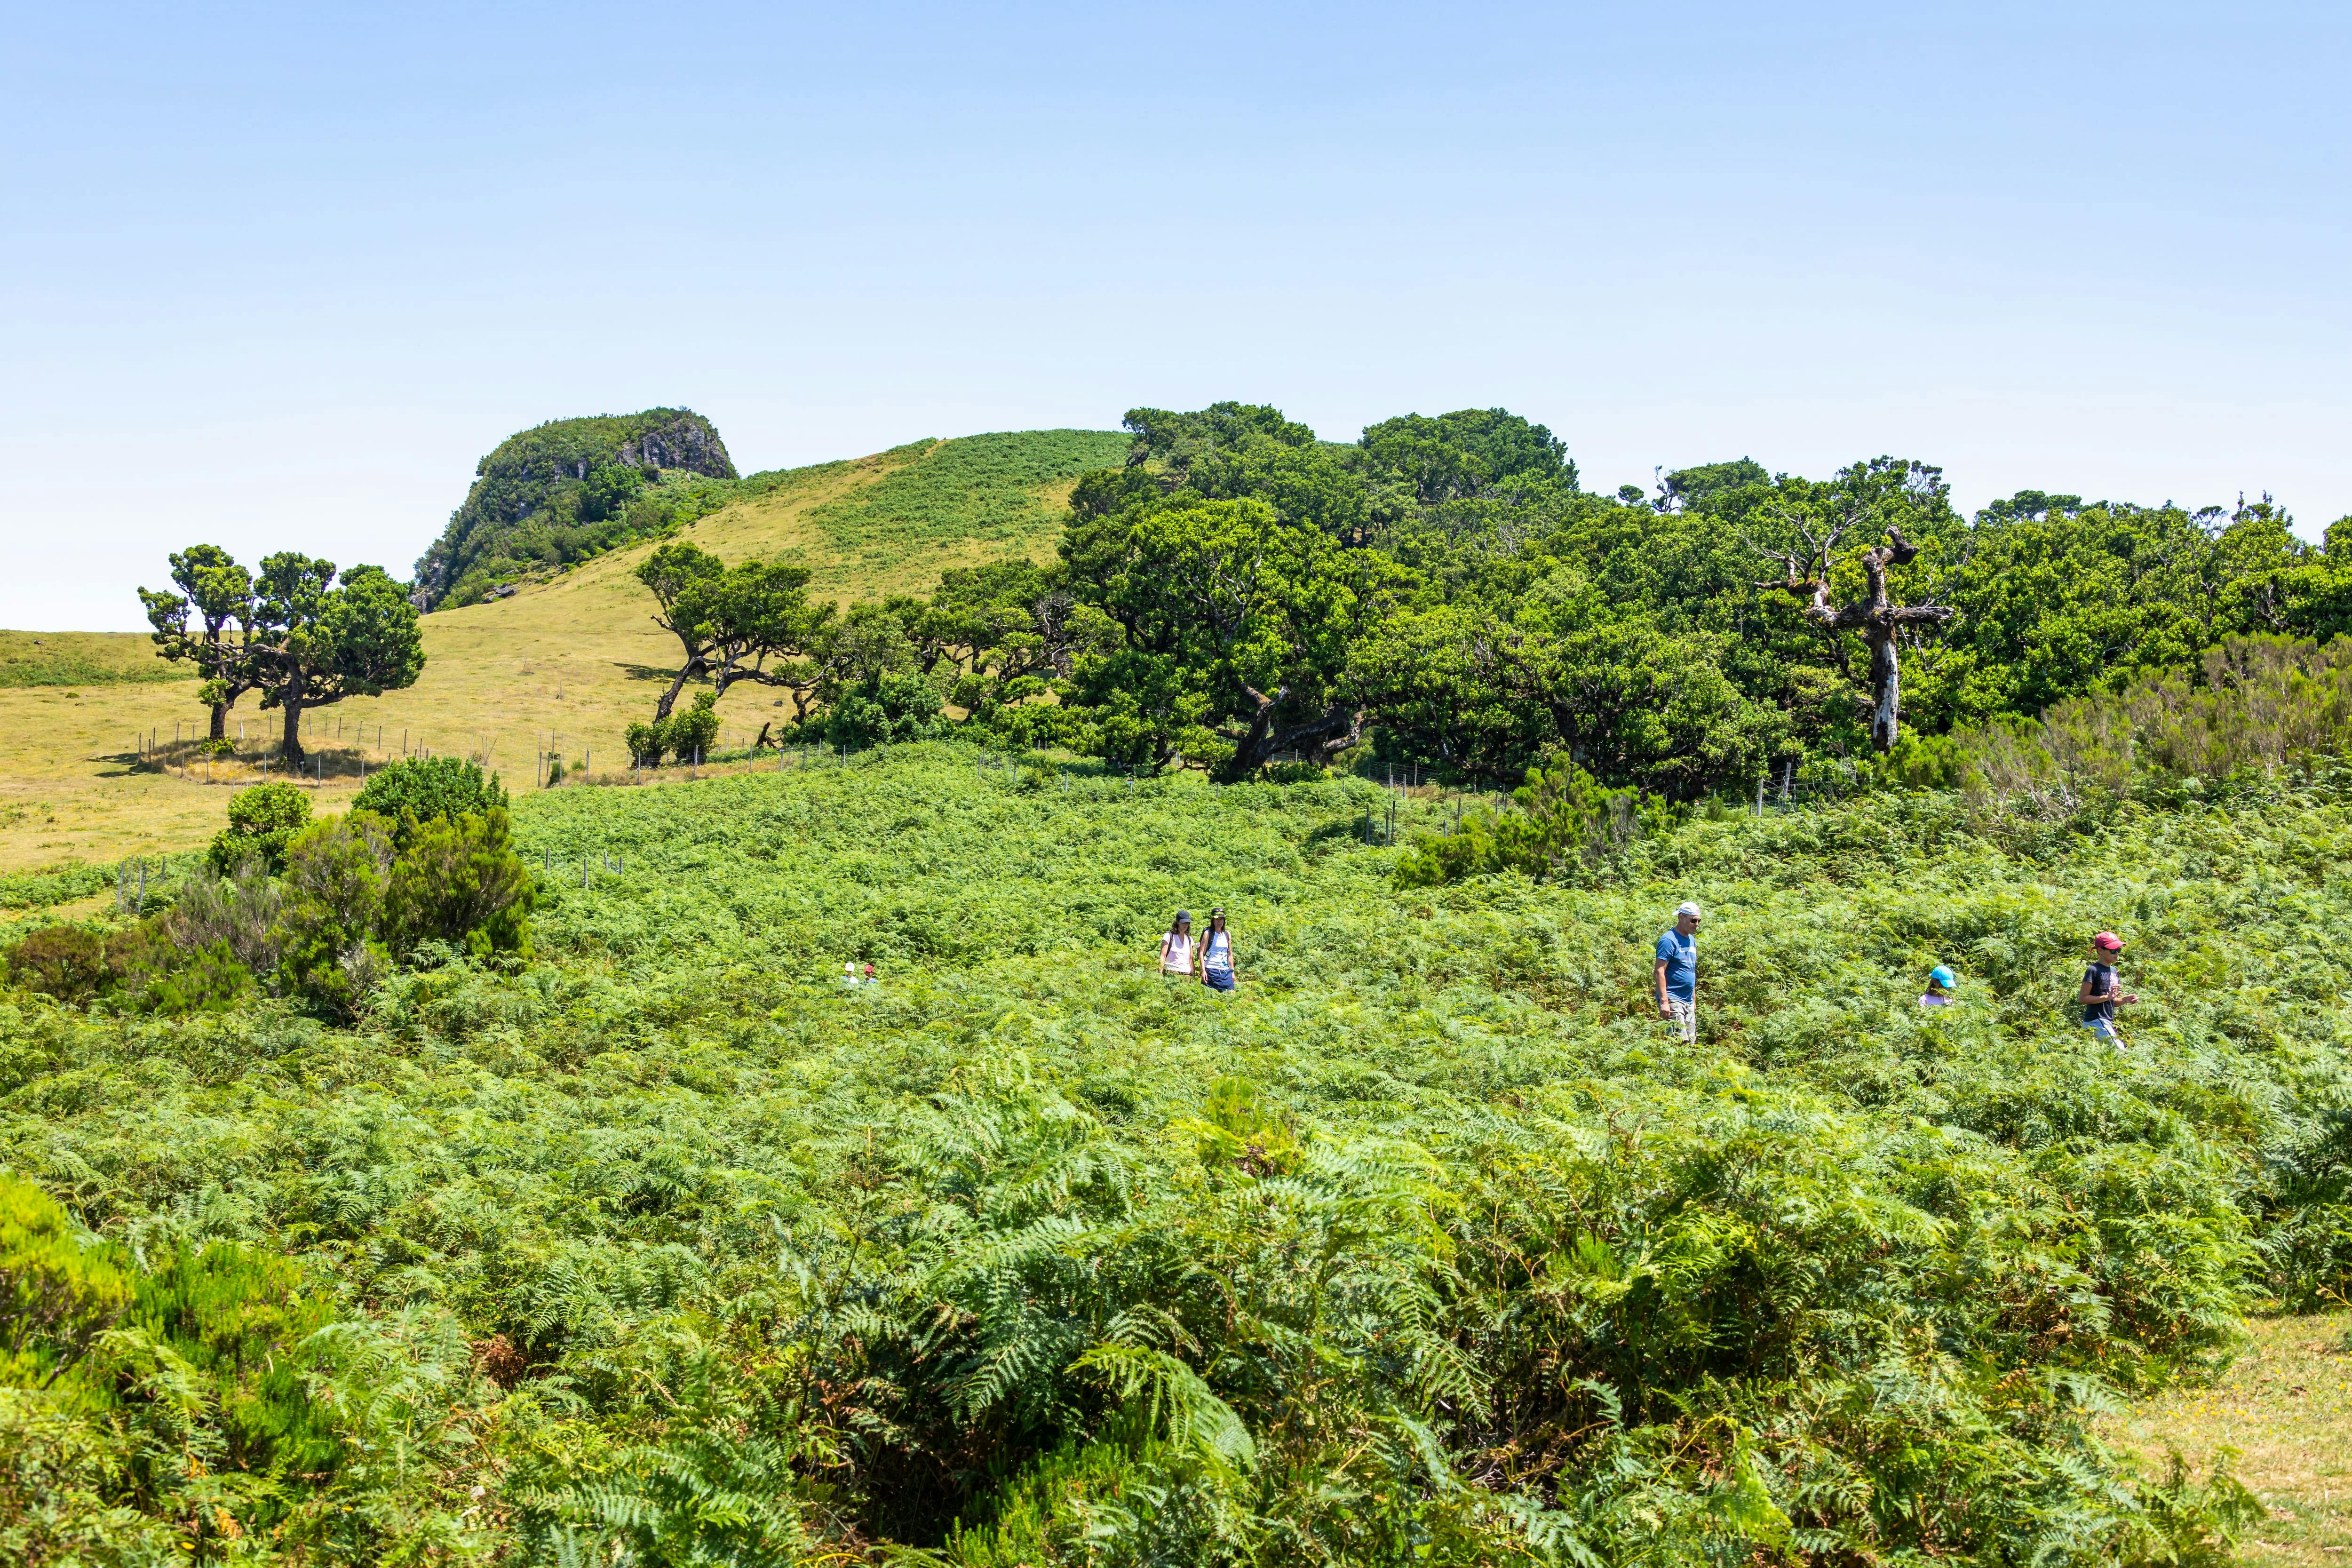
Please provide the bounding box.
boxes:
[1209,907,1225,917]
[1675,901,1702,919]
[2092,931,2122,952]
[1929,965,1956,988]
[1174,910,1192,923]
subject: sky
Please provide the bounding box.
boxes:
[3,1,2346,631]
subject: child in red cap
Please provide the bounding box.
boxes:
[2079,931,2138,1046]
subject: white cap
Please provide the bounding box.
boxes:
[1675,901,1702,919]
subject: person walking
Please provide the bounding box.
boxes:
[2080,931,2138,1046]
[1654,901,1701,1042]
[1159,911,1197,980]
[1200,908,1237,994]
[1920,965,1959,1006]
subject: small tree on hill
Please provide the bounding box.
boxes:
[247,555,427,762]
[140,545,262,740]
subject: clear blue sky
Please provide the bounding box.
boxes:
[4,1,2346,630]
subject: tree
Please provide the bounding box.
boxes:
[1063,498,1390,777]
[139,545,261,740]
[246,556,427,762]
[634,542,838,726]
[1753,463,1957,752]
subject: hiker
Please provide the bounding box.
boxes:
[862,961,877,987]
[1200,908,1237,994]
[1654,901,1701,1042]
[2080,931,2138,1045]
[842,961,860,989]
[1920,965,1958,1006]
[1159,911,1196,980]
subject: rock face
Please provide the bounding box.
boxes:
[413,408,737,609]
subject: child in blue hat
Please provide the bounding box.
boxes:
[1919,965,1958,1007]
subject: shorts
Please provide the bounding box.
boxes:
[1663,996,1696,1043]
[2083,1016,2118,1042]
[1204,968,1235,993]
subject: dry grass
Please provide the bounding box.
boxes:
[0,436,1102,882]
[2103,1310,2352,1565]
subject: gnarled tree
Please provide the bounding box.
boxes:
[247,555,427,762]
[1756,508,1955,751]
[635,541,839,728]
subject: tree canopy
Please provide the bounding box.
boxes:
[615,400,2344,801]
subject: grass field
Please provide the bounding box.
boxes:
[2104,1311,2352,1565]
[0,431,1118,881]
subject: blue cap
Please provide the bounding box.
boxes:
[1929,965,1956,988]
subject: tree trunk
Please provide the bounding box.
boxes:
[653,661,704,723]
[1867,626,1900,752]
[209,702,227,741]
[280,674,306,763]
[1222,688,1363,780]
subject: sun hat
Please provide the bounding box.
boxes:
[1929,964,1956,988]
[1675,901,1702,919]
[2092,931,2122,952]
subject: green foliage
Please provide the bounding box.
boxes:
[207,780,311,874]
[351,756,510,842]
[3,925,111,1003]
[1395,756,1674,886]
[275,805,535,1013]
[384,808,536,961]
[414,407,739,609]
[4,744,2336,1557]
[0,1173,129,1387]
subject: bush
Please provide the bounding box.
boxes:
[276,812,395,1016]
[1396,755,1673,886]
[1,926,110,1003]
[384,807,536,960]
[824,669,948,751]
[351,756,509,842]
[628,691,722,767]
[0,1173,129,1387]
[206,780,312,874]
[166,858,284,975]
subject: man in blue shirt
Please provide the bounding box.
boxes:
[1654,900,1701,1042]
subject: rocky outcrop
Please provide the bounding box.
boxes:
[412,408,737,609]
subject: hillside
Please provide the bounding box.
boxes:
[0,428,1124,881]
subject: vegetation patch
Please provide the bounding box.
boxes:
[2,742,2344,1562]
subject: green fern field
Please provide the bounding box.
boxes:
[6,747,2350,1563]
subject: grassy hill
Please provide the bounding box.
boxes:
[3,746,2344,1559]
[0,429,1124,882]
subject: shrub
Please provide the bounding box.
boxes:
[1,927,109,1003]
[276,812,395,1016]
[1396,756,1672,886]
[206,780,312,874]
[384,807,536,960]
[670,690,722,761]
[824,669,947,751]
[166,858,284,975]
[628,691,722,767]
[351,756,508,842]
[0,1173,128,1386]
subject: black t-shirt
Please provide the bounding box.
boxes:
[2082,962,2118,1022]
